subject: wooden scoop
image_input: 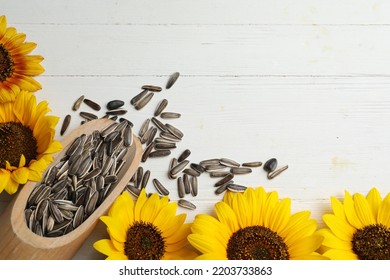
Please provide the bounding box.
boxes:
[0,118,142,259]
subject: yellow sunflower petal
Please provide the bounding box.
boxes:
[93,239,121,257]
[187,234,227,255]
[377,193,390,228]
[161,213,187,238]
[100,216,127,243]
[140,193,161,223]
[106,252,128,260]
[0,169,11,193]
[323,214,356,241]
[353,193,376,226]
[288,235,323,259]
[195,253,227,260]
[230,192,251,228]
[4,178,20,195]
[153,202,180,233]
[343,191,364,229]
[269,198,291,233]
[330,196,347,220]
[316,229,352,250]
[243,187,261,225]
[0,15,6,36]
[366,187,382,219]
[283,218,318,247]
[165,223,191,246]
[190,214,231,245]
[163,248,198,260]
[10,166,29,184]
[323,249,358,260]
[215,201,239,234]
[134,189,147,221]
[263,191,279,228]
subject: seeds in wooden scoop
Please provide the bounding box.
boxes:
[72,95,84,111]
[83,98,101,111]
[166,72,180,89]
[25,122,134,237]
[106,100,125,110]
[60,114,71,136]
[154,99,168,117]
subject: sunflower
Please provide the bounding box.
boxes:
[0,15,44,103]
[188,187,325,260]
[318,188,390,260]
[93,189,197,260]
[0,89,61,194]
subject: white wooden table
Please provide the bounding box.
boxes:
[1,0,390,259]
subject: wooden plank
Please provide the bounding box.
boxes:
[3,0,390,25]
[10,24,390,76]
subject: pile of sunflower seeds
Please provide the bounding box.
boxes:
[59,71,288,212]
[25,121,133,237]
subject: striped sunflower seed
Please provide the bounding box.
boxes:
[166,72,180,89]
[148,150,171,158]
[177,177,185,198]
[267,165,288,179]
[230,167,252,175]
[83,98,101,111]
[142,85,162,92]
[152,178,169,196]
[165,123,183,139]
[80,111,98,121]
[178,199,196,210]
[178,149,191,162]
[220,158,240,168]
[106,100,125,110]
[130,89,148,105]
[242,161,263,167]
[154,99,168,117]
[60,115,71,136]
[169,160,189,177]
[72,95,84,111]
[134,92,154,110]
[160,112,181,119]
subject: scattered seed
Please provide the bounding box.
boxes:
[209,171,230,178]
[215,173,234,187]
[154,142,176,150]
[152,178,169,196]
[154,99,168,117]
[183,168,200,177]
[141,170,151,189]
[106,109,127,116]
[183,174,191,194]
[190,163,206,174]
[80,111,98,121]
[190,176,198,196]
[141,142,154,162]
[205,164,227,172]
[151,117,167,132]
[134,92,154,110]
[178,199,196,210]
[160,112,181,119]
[139,118,150,138]
[242,161,263,167]
[227,183,247,193]
[83,98,101,111]
[126,185,141,197]
[177,177,185,198]
[199,159,220,166]
[168,158,178,179]
[230,167,252,175]
[148,150,171,158]
[72,95,84,111]
[264,158,278,173]
[106,100,125,110]
[267,165,288,179]
[160,131,181,142]
[60,115,71,136]
[166,72,180,89]
[215,184,228,195]
[220,158,240,167]
[170,160,189,177]
[142,85,162,92]
[165,123,183,139]
[178,149,191,162]
[130,89,148,105]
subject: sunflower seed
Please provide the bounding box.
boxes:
[160,131,181,142]
[166,72,180,89]
[209,171,230,178]
[85,191,99,215]
[267,165,288,179]
[140,127,154,144]
[160,112,181,119]
[215,173,234,187]
[60,115,71,136]
[170,160,189,177]
[141,142,154,162]
[178,199,196,210]
[49,201,64,223]
[242,161,263,167]
[183,168,200,177]
[220,158,240,168]
[139,118,150,138]
[190,163,206,174]
[152,178,169,196]
[80,111,98,121]
[199,159,220,166]
[177,177,185,198]
[227,183,247,193]
[35,199,49,221]
[183,174,191,194]
[205,164,227,172]
[119,118,134,127]
[72,95,85,111]
[142,85,162,92]
[106,100,125,110]
[151,117,167,132]
[126,184,141,197]
[154,142,177,150]
[178,149,191,162]
[154,99,168,117]
[154,137,176,145]
[230,167,252,175]
[83,167,101,181]
[73,206,84,228]
[215,184,228,195]
[141,170,151,189]
[123,125,133,147]
[190,176,198,196]
[106,109,127,116]
[105,175,118,184]
[168,158,178,179]
[83,98,101,111]
[165,123,183,139]
[149,150,171,158]
[264,158,278,173]
[134,92,154,110]
[131,89,148,105]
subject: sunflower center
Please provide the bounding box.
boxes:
[0,44,14,82]
[352,224,390,260]
[0,122,38,168]
[226,225,290,260]
[124,221,166,260]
